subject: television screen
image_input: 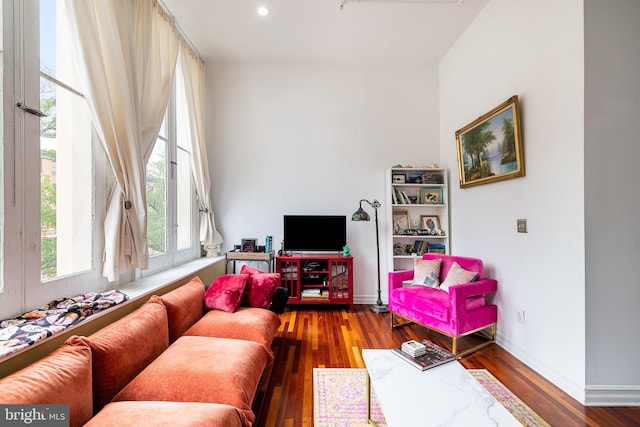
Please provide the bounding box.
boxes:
[283,215,347,252]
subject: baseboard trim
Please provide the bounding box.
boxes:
[497,332,586,404]
[585,386,640,406]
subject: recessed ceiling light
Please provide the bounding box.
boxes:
[257,6,269,16]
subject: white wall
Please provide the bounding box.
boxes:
[439,0,586,402]
[584,0,640,404]
[205,62,439,302]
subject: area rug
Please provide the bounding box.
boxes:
[313,368,550,427]
[469,369,550,427]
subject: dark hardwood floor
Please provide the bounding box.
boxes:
[253,305,640,427]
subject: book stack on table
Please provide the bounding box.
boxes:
[392,339,457,371]
[401,340,427,357]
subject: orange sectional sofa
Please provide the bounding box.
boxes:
[0,276,282,426]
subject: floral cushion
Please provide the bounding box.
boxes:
[0,289,128,360]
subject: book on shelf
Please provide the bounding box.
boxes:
[412,240,422,255]
[402,191,410,204]
[394,189,404,204]
[428,244,446,254]
[301,288,329,300]
[391,339,456,371]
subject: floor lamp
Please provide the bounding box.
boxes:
[352,199,388,314]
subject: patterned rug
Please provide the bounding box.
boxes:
[313,368,550,427]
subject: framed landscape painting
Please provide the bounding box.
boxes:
[455,95,524,188]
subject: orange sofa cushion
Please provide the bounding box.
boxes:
[87,401,250,427]
[184,306,281,351]
[72,297,169,413]
[0,340,93,427]
[112,335,271,423]
[159,276,205,342]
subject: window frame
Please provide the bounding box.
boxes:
[0,0,201,320]
[144,77,199,276]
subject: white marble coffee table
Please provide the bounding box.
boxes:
[362,349,521,426]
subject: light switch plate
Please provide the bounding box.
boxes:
[517,219,527,233]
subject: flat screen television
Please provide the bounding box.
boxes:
[283,215,347,252]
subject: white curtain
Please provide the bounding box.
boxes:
[178,48,223,251]
[66,0,179,281]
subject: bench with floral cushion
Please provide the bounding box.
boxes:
[0,290,129,360]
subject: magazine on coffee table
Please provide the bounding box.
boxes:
[391,340,457,371]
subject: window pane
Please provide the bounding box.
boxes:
[176,147,192,250]
[147,139,167,256]
[40,1,93,281]
[40,79,93,280]
[175,66,193,252]
[40,1,80,88]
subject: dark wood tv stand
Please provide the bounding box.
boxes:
[276,254,353,311]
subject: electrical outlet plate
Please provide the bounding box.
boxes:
[517,219,527,233]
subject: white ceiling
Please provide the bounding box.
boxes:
[161,0,489,64]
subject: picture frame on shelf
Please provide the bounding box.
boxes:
[241,238,258,252]
[420,215,440,230]
[392,210,410,235]
[455,95,524,188]
[421,172,444,184]
[392,174,407,184]
[420,215,444,236]
[407,171,427,184]
[420,188,443,204]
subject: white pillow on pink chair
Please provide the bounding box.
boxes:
[440,261,478,292]
[413,258,441,287]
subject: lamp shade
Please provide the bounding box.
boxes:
[352,207,370,221]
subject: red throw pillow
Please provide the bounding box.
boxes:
[204,274,249,313]
[239,265,280,309]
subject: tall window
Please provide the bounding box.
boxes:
[2,0,106,318]
[39,0,94,281]
[1,1,201,319]
[145,67,197,273]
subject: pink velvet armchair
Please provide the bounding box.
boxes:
[388,253,497,356]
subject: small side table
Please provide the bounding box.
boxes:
[225,251,275,274]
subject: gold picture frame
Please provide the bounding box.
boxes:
[420,215,440,230]
[455,95,524,188]
[392,210,410,235]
